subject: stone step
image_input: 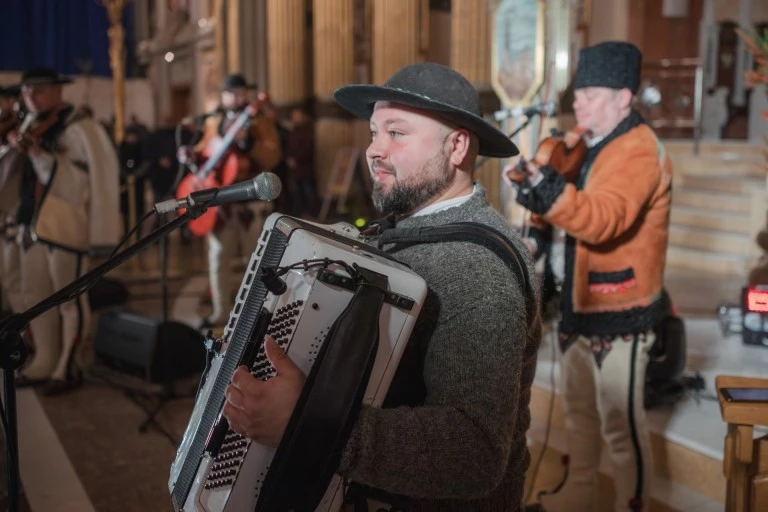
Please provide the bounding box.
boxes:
[670,154,765,178]
[529,383,725,508]
[672,189,751,215]
[526,419,724,511]
[666,245,749,277]
[670,206,751,235]
[664,139,763,158]
[668,225,752,255]
[664,269,745,315]
[678,175,759,195]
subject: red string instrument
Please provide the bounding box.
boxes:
[176,99,264,236]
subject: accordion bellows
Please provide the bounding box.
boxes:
[169,214,428,511]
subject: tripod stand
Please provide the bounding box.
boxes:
[118,216,200,446]
[0,207,202,512]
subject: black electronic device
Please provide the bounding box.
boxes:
[93,311,205,383]
[720,387,768,403]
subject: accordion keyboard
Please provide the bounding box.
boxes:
[169,214,427,512]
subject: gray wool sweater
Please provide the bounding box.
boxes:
[338,186,542,511]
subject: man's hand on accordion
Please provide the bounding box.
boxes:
[223,336,306,447]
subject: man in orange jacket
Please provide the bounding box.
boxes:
[507,42,672,512]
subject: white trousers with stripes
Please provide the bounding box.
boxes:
[20,242,89,382]
[540,332,654,512]
[206,203,270,324]
[1,239,25,313]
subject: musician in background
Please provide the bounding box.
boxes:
[223,62,542,510]
[0,85,25,316]
[8,67,120,396]
[178,74,281,329]
[504,42,671,512]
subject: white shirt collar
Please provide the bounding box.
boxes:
[587,134,606,147]
[410,184,477,217]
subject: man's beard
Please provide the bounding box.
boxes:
[371,149,452,216]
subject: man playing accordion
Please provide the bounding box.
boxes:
[222,62,543,511]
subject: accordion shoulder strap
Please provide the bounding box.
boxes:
[256,267,389,511]
[379,222,536,326]
[343,224,538,509]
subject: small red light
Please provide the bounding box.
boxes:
[746,288,768,313]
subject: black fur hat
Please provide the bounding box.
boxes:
[221,74,258,91]
[572,42,643,94]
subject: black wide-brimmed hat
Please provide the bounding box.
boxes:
[0,84,20,97]
[18,67,74,87]
[572,41,642,94]
[221,74,258,91]
[333,62,518,158]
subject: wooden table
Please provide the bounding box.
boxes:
[716,375,768,512]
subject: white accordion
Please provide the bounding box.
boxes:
[169,214,428,511]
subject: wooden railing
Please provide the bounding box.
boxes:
[636,58,704,154]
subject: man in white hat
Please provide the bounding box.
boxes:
[8,67,120,395]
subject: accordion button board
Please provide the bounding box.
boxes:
[169,214,428,512]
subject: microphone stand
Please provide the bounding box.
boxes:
[0,206,205,512]
[474,113,540,170]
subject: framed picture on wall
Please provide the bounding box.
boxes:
[491,0,546,106]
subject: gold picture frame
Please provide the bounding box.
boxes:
[491,0,546,106]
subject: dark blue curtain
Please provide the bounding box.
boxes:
[0,0,136,78]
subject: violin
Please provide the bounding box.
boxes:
[3,108,61,153]
[506,125,590,185]
[0,111,38,161]
[0,100,24,141]
[175,98,266,236]
[0,114,19,141]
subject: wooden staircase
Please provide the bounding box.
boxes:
[665,141,766,279]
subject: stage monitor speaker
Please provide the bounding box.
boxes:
[94,311,207,384]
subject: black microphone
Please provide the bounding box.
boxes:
[154,172,282,214]
[492,101,557,122]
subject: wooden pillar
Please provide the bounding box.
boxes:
[372,0,422,84]
[220,0,268,96]
[313,0,358,195]
[266,0,307,105]
[450,0,503,212]
[225,0,241,74]
[450,0,490,84]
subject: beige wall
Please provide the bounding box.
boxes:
[428,10,452,65]
[588,0,630,44]
[715,1,768,23]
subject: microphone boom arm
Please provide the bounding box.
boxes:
[0,203,211,512]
